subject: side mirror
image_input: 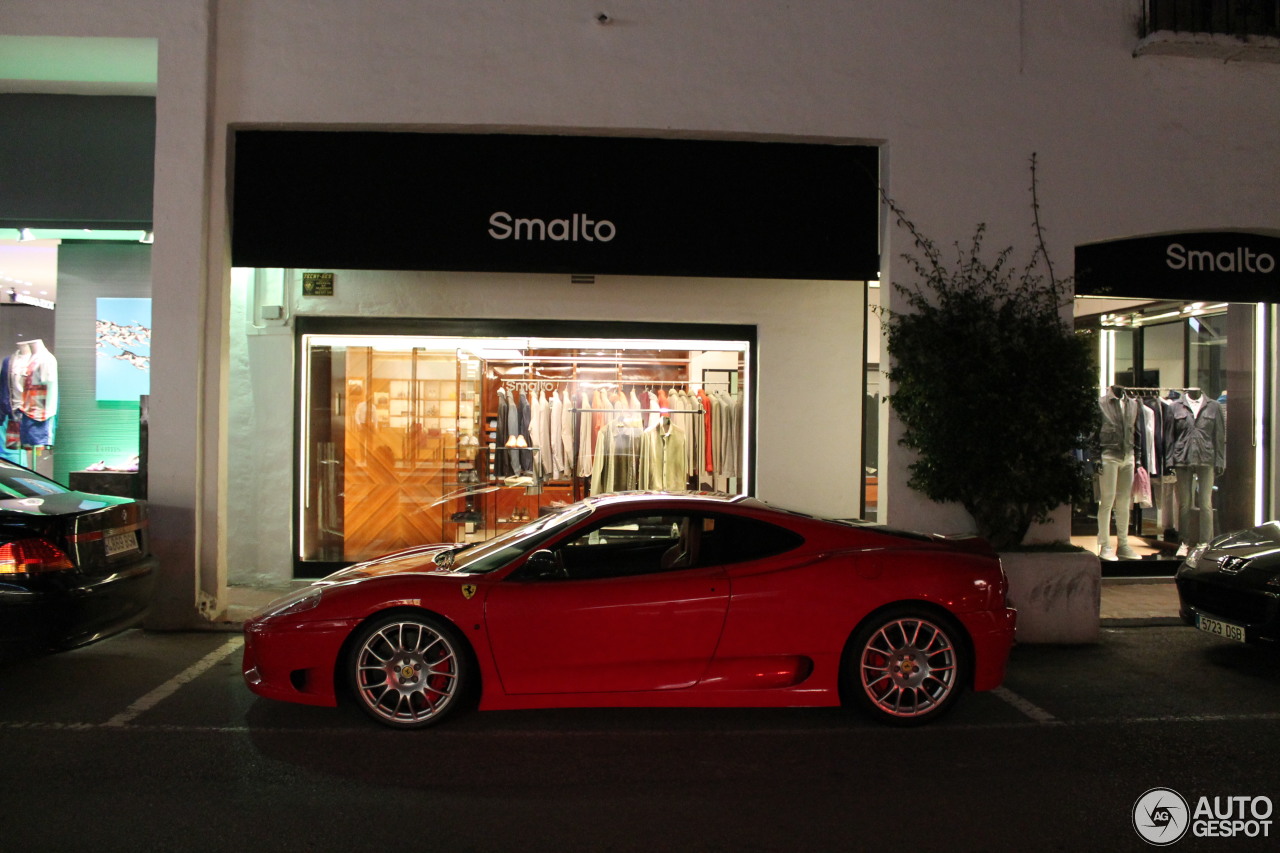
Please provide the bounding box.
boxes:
[521,549,564,580]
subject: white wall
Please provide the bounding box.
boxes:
[228,270,863,585]
[207,0,1280,540]
[0,0,217,626]
[5,0,1279,609]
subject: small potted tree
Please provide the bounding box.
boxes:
[880,155,1102,642]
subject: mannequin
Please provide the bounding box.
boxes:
[1168,387,1225,556]
[11,340,58,446]
[1096,386,1139,560]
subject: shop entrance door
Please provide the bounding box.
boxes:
[302,344,464,566]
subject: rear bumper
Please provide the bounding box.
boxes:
[0,556,158,651]
[960,607,1018,692]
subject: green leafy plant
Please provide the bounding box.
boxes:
[880,155,1099,550]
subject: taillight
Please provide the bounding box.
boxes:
[0,538,75,574]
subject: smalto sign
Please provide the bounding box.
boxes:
[1166,241,1276,275]
[231,131,880,280]
[1077,231,1280,302]
[488,211,617,243]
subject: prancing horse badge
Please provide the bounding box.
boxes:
[461,584,477,600]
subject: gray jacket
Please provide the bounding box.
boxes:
[1098,388,1139,461]
[1167,396,1226,472]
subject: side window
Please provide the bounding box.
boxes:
[556,513,695,580]
[699,514,804,566]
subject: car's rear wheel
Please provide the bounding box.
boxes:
[847,607,968,726]
[347,612,469,729]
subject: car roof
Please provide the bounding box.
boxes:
[583,491,753,510]
[581,491,949,545]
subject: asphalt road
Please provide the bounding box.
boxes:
[2,625,1279,852]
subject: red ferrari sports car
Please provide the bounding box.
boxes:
[243,493,1016,728]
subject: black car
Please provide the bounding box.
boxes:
[1176,522,1280,647]
[0,459,158,655]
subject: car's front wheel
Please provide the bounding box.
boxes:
[846,607,968,726]
[347,612,469,729]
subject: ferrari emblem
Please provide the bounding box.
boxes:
[461,584,477,600]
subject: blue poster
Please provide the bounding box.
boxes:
[96,298,151,401]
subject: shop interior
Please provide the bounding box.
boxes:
[298,333,751,572]
[1072,297,1264,571]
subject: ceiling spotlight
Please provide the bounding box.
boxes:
[17,228,35,242]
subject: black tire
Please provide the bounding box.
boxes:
[845,606,969,726]
[346,612,470,729]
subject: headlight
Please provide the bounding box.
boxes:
[260,589,322,620]
[1185,544,1208,569]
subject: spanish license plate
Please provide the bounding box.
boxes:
[103,530,139,557]
[1196,613,1246,643]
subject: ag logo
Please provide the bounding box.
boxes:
[1133,787,1190,846]
[461,584,477,600]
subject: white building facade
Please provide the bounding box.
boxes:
[1,1,1277,627]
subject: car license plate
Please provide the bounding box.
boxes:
[1196,613,1246,643]
[104,530,139,557]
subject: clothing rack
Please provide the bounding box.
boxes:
[502,379,726,389]
[570,407,704,415]
[1111,385,1202,397]
[568,407,706,501]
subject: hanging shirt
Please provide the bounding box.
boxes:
[528,391,545,479]
[639,420,688,491]
[697,389,714,474]
[576,391,594,477]
[549,391,564,479]
[591,422,640,494]
[517,391,534,474]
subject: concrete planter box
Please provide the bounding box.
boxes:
[1000,550,1101,644]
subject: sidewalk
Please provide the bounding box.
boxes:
[1099,576,1183,626]
[219,576,1185,628]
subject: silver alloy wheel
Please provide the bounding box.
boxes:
[353,618,461,726]
[858,615,958,719]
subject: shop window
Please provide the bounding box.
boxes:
[298,331,751,572]
[1073,300,1262,564]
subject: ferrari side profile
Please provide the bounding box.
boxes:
[243,492,1016,728]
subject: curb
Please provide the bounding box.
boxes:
[1100,617,1185,628]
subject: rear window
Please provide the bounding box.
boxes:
[0,461,69,499]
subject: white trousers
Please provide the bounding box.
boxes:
[1097,456,1135,549]
[1176,464,1216,547]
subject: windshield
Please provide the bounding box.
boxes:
[452,502,593,574]
[0,460,70,499]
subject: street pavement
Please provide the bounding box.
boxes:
[2,578,1277,852]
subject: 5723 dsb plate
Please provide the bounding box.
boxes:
[1196,613,1246,643]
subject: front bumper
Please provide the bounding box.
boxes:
[1176,571,1280,645]
[242,615,358,707]
[1178,601,1280,645]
